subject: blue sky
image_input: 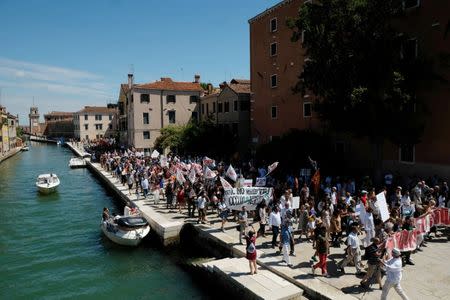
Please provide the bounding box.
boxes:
[0,0,282,124]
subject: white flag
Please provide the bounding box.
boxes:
[267,161,279,175]
[176,169,186,185]
[203,156,215,167]
[188,168,196,184]
[226,164,237,181]
[204,166,217,179]
[151,149,160,158]
[220,176,233,189]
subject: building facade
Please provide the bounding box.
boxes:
[249,0,319,145]
[28,106,41,135]
[126,76,203,152]
[201,79,251,154]
[43,111,74,138]
[73,106,118,141]
[0,106,19,155]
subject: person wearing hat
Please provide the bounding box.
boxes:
[360,190,368,206]
[381,248,410,300]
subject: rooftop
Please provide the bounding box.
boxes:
[248,0,294,24]
[136,77,203,92]
[76,106,117,114]
[44,111,74,116]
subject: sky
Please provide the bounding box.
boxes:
[0,0,281,124]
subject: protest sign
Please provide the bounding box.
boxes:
[204,166,216,179]
[376,192,390,222]
[224,187,273,210]
[267,161,279,175]
[160,155,168,168]
[202,156,215,167]
[188,168,196,184]
[176,169,185,185]
[151,149,160,158]
[292,196,300,209]
[220,176,233,189]
[243,179,253,187]
[255,177,266,187]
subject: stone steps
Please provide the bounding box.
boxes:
[202,257,303,300]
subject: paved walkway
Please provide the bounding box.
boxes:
[0,147,22,164]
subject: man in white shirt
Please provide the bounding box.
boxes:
[381,248,410,300]
[141,177,149,198]
[269,207,281,248]
[337,224,363,274]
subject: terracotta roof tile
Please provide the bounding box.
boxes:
[229,82,250,94]
[76,106,117,114]
[230,79,250,84]
[44,111,74,116]
[136,77,203,92]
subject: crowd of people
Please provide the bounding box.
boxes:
[81,138,449,300]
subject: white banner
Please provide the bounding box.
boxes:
[224,187,273,210]
[226,164,237,182]
[220,176,233,189]
[376,192,390,222]
[160,155,168,167]
[243,179,253,187]
[292,196,300,209]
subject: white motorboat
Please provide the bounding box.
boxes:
[101,207,150,246]
[21,146,30,151]
[36,173,60,194]
[69,157,86,168]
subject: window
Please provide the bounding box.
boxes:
[271,106,278,119]
[240,100,250,111]
[96,134,100,139]
[206,103,209,114]
[191,111,198,121]
[224,102,230,113]
[109,124,112,130]
[167,95,176,104]
[399,144,415,163]
[402,38,418,61]
[84,115,88,121]
[218,102,223,113]
[201,104,205,114]
[143,112,149,124]
[85,135,89,140]
[213,102,216,113]
[95,114,102,121]
[271,74,277,88]
[143,131,150,140]
[84,124,88,130]
[270,42,277,56]
[403,0,420,9]
[270,17,277,32]
[233,100,238,112]
[168,111,176,124]
[303,102,312,117]
[95,124,103,130]
[109,114,112,120]
[190,95,198,103]
[140,94,150,103]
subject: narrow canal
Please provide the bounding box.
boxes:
[0,143,207,299]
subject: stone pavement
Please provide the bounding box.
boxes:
[145,200,450,300]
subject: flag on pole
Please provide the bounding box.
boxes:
[204,166,217,179]
[176,169,186,185]
[311,169,320,195]
[202,156,215,168]
[188,168,196,184]
[226,164,237,181]
[219,176,233,189]
[267,161,279,175]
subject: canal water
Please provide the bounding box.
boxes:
[0,143,207,299]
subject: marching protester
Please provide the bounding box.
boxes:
[381,248,410,300]
[83,137,449,299]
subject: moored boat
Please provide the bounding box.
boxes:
[21,146,30,151]
[36,173,60,194]
[69,157,86,168]
[101,207,150,246]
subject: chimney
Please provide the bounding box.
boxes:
[128,73,134,89]
[194,74,200,83]
[207,83,213,94]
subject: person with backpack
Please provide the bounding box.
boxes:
[245,226,258,275]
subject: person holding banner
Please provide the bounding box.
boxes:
[381,248,410,300]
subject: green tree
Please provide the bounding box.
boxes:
[154,125,185,153]
[288,0,430,181]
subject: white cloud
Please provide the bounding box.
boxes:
[0,57,115,124]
